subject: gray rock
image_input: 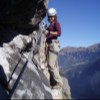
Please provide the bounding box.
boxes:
[0,0,71,99]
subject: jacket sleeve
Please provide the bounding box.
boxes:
[55,21,61,36]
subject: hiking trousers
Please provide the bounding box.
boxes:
[47,39,62,86]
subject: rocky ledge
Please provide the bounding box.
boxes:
[0,0,71,99]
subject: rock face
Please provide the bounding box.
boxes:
[0,0,48,31]
[0,0,71,99]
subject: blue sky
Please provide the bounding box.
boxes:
[44,0,100,49]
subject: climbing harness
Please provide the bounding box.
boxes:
[7,21,46,99]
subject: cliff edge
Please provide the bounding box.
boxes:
[0,0,71,99]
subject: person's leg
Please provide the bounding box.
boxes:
[48,41,62,88]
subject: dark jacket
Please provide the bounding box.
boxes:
[46,21,61,43]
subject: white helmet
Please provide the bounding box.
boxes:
[47,8,57,16]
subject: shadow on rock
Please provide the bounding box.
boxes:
[0,65,10,99]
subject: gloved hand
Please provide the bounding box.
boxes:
[44,30,49,35]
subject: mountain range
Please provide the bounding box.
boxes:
[58,43,100,99]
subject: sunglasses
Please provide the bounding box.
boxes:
[48,16,54,18]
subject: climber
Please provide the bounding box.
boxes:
[45,8,62,89]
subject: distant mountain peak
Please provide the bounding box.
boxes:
[58,42,100,99]
[60,43,100,54]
